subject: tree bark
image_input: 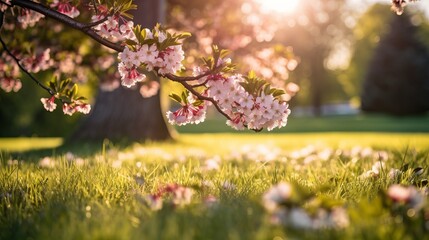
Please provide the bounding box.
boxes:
[70,0,173,142]
[310,47,325,117]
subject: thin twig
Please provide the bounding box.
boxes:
[0,11,4,31]
[189,79,209,88]
[0,36,55,96]
[83,15,109,30]
[0,0,12,7]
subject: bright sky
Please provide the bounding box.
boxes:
[349,0,429,17]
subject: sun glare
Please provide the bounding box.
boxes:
[257,0,300,14]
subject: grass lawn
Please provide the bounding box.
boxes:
[1,133,429,239]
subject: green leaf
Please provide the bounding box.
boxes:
[48,81,57,92]
[177,32,191,39]
[181,91,189,104]
[263,84,271,95]
[169,93,182,103]
[270,88,286,98]
[220,49,230,59]
[70,84,78,98]
[125,39,138,47]
[59,79,72,92]
[247,70,256,79]
[193,100,204,106]
[75,96,87,101]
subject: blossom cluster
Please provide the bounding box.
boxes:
[92,14,135,41]
[17,8,45,29]
[50,0,80,18]
[123,50,179,83]
[214,74,290,131]
[391,0,419,15]
[262,182,349,229]
[146,183,194,210]
[387,184,426,211]
[0,53,22,93]
[167,68,291,131]
[117,32,185,88]
[20,49,54,73]
[40,96,91,115]
[139,80,160,98]
[166,93,207,126]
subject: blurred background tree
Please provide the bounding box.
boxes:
[339,3,393,107]
[273,0,352,116]
[0,9,105,137]
[361,11,429,115]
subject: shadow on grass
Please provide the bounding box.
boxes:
[3,137,180,163]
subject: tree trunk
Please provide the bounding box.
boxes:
[71,0,173,142]
[310,47,325,117]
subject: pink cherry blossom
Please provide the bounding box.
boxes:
[166,103,207,126]
[262,182,292,212]
[62,103,76,116]
[140,81,160,98]
[17,9,45,29]
[156,46,185,75]
[50,0,80,18]
[138,44,159,70]
[75,103,91,114]
[0,0,10,12]
[41,97,57,112]
[0,77,22,93]
[92,11,136,41]
[119,21,136,41]
[118,62,146,87]
[20,49,54,73]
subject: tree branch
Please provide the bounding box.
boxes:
[10,0,124,52]
[0,35,55,96]
[188,79,209,88]
[0,0,12,7]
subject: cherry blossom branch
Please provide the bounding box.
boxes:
[4,1,288,129]
[10,0,124,52]
[6,1,223,86]
[7,1,226,86]
[0,35,55,96]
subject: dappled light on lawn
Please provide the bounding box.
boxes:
[2,134,429,239]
